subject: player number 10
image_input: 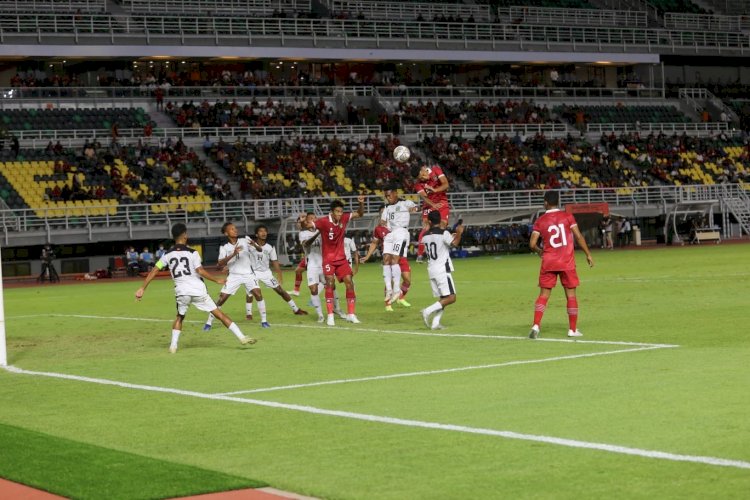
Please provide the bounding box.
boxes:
[547,223,568,248]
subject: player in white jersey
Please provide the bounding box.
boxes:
[300,213,347,322]
[203,222,269,331]
[135,223,256,353]
[420,211,464,330]
[344,236,359,273]
[380,187,419,305]
[246,224,308,320]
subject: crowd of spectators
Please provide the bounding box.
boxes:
[397,98,554,125]
[166,97,344,129]
[207,134,414,199]
[417,130,750,192]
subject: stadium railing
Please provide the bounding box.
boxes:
[375,86,666,101]
[585,122,729,134]
[2,185,745,243]
[6,125,382,146]
[1,15,749,55]
[0,0,105,12]
[402,123,570,139]
[121,0,311,15]
[329,0,493,22]
[502,6,648,28]
[664,12,750,32]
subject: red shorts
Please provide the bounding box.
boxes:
[323,260,352,281]
[422,205,450,222]
[539,268,580,289]
[399,257,411,273]
[297,257,307,271]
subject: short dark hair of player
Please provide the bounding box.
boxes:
[410,165,422,178]
[306,211,315,217]
[254,224,268,235]
[171,222,187,239]
[384,184,399,193]
[221,222,233,235]
[428,210,441,226]
[330,199,344,212]
[544,190,560,207]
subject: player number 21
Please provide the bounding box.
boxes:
[547,224,568,248]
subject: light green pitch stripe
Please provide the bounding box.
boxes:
[3,365,749,471]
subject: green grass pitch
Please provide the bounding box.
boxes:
[1,245,749,499]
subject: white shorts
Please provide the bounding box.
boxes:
[176,294,218,316]
[306,265,326,287]
[254,270,280,289]
[383,227,410,257]
[221,273,259,296]
[429,272,456,298]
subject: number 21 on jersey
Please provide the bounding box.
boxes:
[547,224,568,248]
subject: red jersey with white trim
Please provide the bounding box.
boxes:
[531,209,578,272]
[414,165,448,207]
[314,212,352,264]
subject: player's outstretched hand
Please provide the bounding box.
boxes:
[135,288,145,301]
[361,255,369,264]
[587,255,594,268]
[357,194,365,203]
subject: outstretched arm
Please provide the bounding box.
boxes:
[361,239,380,263]
[197,266,227,285]
[271,259,283,284]
[135,263,164,300]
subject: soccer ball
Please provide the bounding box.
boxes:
[393,145,411,163]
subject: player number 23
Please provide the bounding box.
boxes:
[169,257,192,277]
[547,224,568,248]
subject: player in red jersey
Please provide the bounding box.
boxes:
[361,213,412,311]
[529,191,594,339]
[413,164,450,263]
[308,195,365,326]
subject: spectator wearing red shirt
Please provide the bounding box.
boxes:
[310,195,365,326]
[529,191,594,340]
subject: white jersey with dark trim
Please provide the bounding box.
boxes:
[383,199,417,231]
[218,237,255,276]
[422,227,455,277]
[299,229,323,268]
[156,244,208,296]
[249,242,277,274]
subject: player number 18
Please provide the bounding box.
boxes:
[547,224,568,248]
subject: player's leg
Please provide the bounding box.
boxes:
[210,306,256,345]
[170,296,190,353]
[397,266,412,307]
[249,285,269,327]
[416,215,430,262]
[273,284,306,315]
[421,274,455,330]
[561,269,582,337]
[341,271,359,323]
[291,259,305,295]
[204,292,231,330]
[529,280,554,339]
[323,275,336,325]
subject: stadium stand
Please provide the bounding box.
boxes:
[0,108,151,132]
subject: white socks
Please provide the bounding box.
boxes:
[245,302,253,316]
[170,329,181,350]
[425,301,443,316]
[311,294,322,316]
[205,313,214,326]
[257,299,267,322]
[431,310,444,328]
[390,264,401,291]
[383,265,392,294]
[287,299,299,312]
[228,322,244,341]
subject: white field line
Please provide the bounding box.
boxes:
[216,346,667,396]
[3,364,749,471]
[7,314,678,348]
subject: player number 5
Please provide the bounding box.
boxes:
[548,224,568,248]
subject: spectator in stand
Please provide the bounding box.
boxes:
[139,247,155,272]
[126,246,140,276]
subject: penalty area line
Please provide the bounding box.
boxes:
[2,364,749,471]
[216,345,668,396]
[7,314,678,348]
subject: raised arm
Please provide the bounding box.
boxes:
[350,194,365,219]
[450,224,464,247]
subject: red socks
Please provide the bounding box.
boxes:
[346,290,356,314]
[294,271,302,292]
[325,287,334,314]
[533,296,548,326]
[417,228,428,257]
[400,282,410,298]
[567,297,579,331]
